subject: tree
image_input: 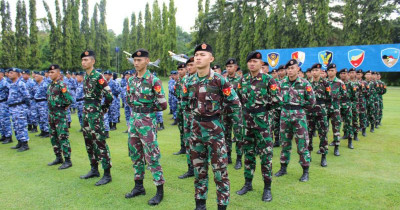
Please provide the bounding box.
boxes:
[229,1,242,59]
[238,1,254,70]
[121,17,130,70]
[136,12,145,48]
[71,0,83,70]
[215,0,230,63]
[98,0,110,69]
[29,0,41,69]
[296,2,310,48]
[151,0,162,59]
[87,4,98,52]
[253,0,267,50]
[15,0,30,69]
[1,0,16,68]
[81,0,90,49]
[62,0,73,69]
[129,13,137,53]
[144,3,152,49]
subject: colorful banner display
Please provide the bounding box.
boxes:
[257,43,400,72]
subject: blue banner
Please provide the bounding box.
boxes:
[257,43,400,72]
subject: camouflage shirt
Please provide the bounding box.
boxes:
[83,69,113,109]
[227,73,241,90]
[280,76,316,110]
[327,77,346,110]
[47,79,74,111]
[174,76,186,101]
[310,77,330,116]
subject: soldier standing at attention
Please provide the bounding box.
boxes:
[236,51,282,202]
[349,68,361,141]
[79,50,113,186]
[339,68,355,149]
[124,49,167,206]
[173,63,187,155]
[184,43,240,210]
[376,73,386,126]
[356,69,368,137]
[274,59,315,182]
[104,70,121,131]
[364,70,376,133]
[0,69,12,144]
[75,72,85,131]
[46,65,74,170]
[33,71,50,138]
[261,61,269,74]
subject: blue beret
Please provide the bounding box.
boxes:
[96,69,102,73]
[103,70,112,75]
[8,68,21,73]
[22,69,30,74]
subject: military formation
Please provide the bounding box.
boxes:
[0,43,387,210]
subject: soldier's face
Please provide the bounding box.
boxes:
[356,73,362,79]
[278,69,286,77]
[349,71,356,79]
[261,65,269,74]
[22,73,30,80]
[340,72,347,80]
[0,72,4,79]
[76,75,83,82]
[378,75,381,80]
[327,69,336,78]
[133,57,149,71]
[8,71,18,80]
[178,68,186,77]
[82,57,95,70]
[311,68,320,78]
[48,69,60,81]
[298,71,304,78]
[247,59,262,73]
[226,64,237,75]
[194,51,214,69]
[365,73,371,80]
[286,65,299,77]
[125,74,130,79]
[187,63,196,75]
[104,74,112,80]
[214,68,221,74]
[271,72,278,78]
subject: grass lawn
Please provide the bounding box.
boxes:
[0,79,399,210]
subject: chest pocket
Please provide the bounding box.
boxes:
[205,85,221,112]
[140,82,154,100]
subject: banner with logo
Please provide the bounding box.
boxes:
[258,43,400,72]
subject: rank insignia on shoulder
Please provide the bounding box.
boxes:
[270,84,277,91]
[326,87,331,92]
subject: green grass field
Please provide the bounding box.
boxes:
[0,81,399,210]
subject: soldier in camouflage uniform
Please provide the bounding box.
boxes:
[224,58,243,169]
[104,70,121,131]
[364,70,376,133]
[376,73,386,126]
[235,51,281,202]
[33,71,50,138]
[124,49,167,206]
[308,63,329,167]
[79,50,113,186]
[46,65,74,170]
[339,68,355,149]
[356,69,368,137]
[184,43,240,210]
[349,68,361,141]
[326,64,346,156]
[372,72,383,128]
[272,65,286,147]
[0,69,12,144]
[173,63,187,155]
[75,72,84,131]
[274,59,315,182]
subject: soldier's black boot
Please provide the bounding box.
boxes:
[2,136,12,144]
[308,139,313,152]
[31,125,38,133]
[274,163,287,177]
[158,122,165,130]
[68,122,71,128]
[118,117,120,123]
[334,145,340,156]
[273,137,280,147]
[80,164,100,179]
[0,136,5,142]
[217,205,227,210]
[227,151,232,164]
[178,164,194,179]
[58,157,72,170]
[110,123,116,131]
[48,155,63,166]
[370,124,375,133]
[236,178,253,195]
[375,123,379,129]
[234,155,242,170]
[262,180,272,202]
[41,131,50,138]
[95,168,112,186]
[348,138,354,149]
[354,132,359,141]
[11,141,22,149]
[173,146,185,155]
[299,166,309,182]
[341,134,348,140]
[18,142,29,152]
[171,119,178,125]
[321,154,327,167]
[125,180,146,198]
[195,199,206,210]
[362,128,366,137]
[105,131,110,139]
[28,124,32,131]
[35,131,44,137]
[148,184,164,205]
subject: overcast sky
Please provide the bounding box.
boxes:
[8,0,217,34]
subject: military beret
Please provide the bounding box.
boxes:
[103,70,112,75]
[212,65,221,70]
[222,70,227,75]
[237,67,241,71]
[225,58,237,66]
[7,68,20,73]
[130,69,136,74]
[132,49,149,58]
[22,69,30,74]
[271,69,277,73]
[81,50,95,59]
[246,51,262,63]
[277,65,285,70]
[263,61,269,66]
[66,70,71,74]
[171,71,178,75]
[377,72,381,75]
[348,68,356,72]
[365,70,372,74]
[123,70,131,76]
[327,63,337,70]
[356,69,363,73]
[0,69,5,73]
[186,56,194,65]
[152,72,157,76]
[48,64,60,71]
[372,72,377,75]
[285,59,298,68]
[44,70,48,73]
[95,69,102,73]
[177,63,186,69]
[339,68,348,73]
[75,71,84,76]
[306,68,311,72]
[311,63,322,69]
[194,43,213,54]
[37,71,45,76]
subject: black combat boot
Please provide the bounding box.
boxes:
[341,134,348,140]
[171,119,178,125]
[11,141,22,149]
[362,128,366,137]
[274,163,287,177]
[173,146,185,155]
[321,154,327,167]
[110,123,116,131]
[148,184,164,205]
[354,132,359,141]
[105,131,110,139]
[58,157,72,170]
[30,125,38,133]
[227,151,232,164]
[370,124,375,133]
[68,122,71,128]
[234,155,242,170]
[28,124,32,131]
[17,142,29,152]
[125,180,146,198]
[299,166,309,182]
[334,145,340,156]
[35,131,44,137]
[195,199,206,210]
[218,205,227,210]
[348,137,354,149]
[80,164,100,179]
[273,136,280,147]
[95,168,112,186]
[48,155,63,166]
[308,138,313,152]
[262,180,272,202]
[236,178,253,195]
[375,122,379,129]
[118,117,120,123]
[2,136,12,144]
[178,164,194,179]
[158,123,165,131]
[0,136,5,142]
[41,131,50,138]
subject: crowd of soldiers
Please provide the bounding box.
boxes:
[0,43,387,210]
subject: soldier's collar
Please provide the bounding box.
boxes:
[143,70,151,79]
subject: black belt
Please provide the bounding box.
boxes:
[0,99,7,103]
[244,106,268,114]
[35,99,47,102]
[132,106,154,113]
[341,98,349,103]
[194,114,220,122]
[76,98,84,102]
[316,99,326,105]
[84,98,101,105]
[9,102,25,107]
[49,106,67,112]
[283,104,302,110]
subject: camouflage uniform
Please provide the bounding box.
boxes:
[174,76,186,153]
[34,79,50,134]
[376,80,387,124]
[350,79,361,139]
[82,69,113,170]
[126,70,167,186]
[47,79,74,159]
[340,81,354,139]
[0,76,12,141]
[272,78,282,147]
[327,77,346,146]
[184,69,240,206]
[358,79,368,133]
[365,80,377,129]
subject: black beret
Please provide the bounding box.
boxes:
[356,69,363,73]
[365,70,372,74]
[246,51,262,63]
[186,56,194,65]
[48,64,60,71]
[225,58,237,66]
[327,63,337,70]
[306,68,311,72]
[348,68,356,72]
[194,43,213,54]
[271,69,277,73]
[237,67,241,71]
[132,49,149,58]
[77,71,85,76]
[177,62,186,69]
[103,70,112,75]
[277,65,285,70]
[123,70,131,76]
[212,65,221,70]
[311,63,322,69]
[263,61,269,66]
[285,59,298,68]
[81,50,95,59]
[339,68,348,73]
[372,72,377,75]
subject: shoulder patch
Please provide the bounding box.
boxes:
[99,78,105,85]
[306,86,312,92]
[342,84,346,90]
[154,85,162,93]
[223,87,231,96]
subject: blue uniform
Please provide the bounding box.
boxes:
[107,79,121,124]
[168,78,178,119]
[76,81,84,127]
[120,78,131,126]
[22,78,37,126]
[0,78,12,138]
[34,80,50,133]
[65,77,77,109]
[7,77,30,143]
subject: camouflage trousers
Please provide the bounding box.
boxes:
[279,109,310,167]
[183,111,193,166]
[123,99,131,126]
[27,99,38,126]
[272,109,281,143]
[366,97,376,126]
[128,111,165,186]
[351,101,359,133]
[104,113,110,132]
[0,102,12,138]
[340,102,353,138]
[242,111,273,182]
[308,112,329,155]
[222,110,243,156]
[190,118,230,206]
[177,104,185,151]
[374,97,380,125]
[76,101,84,127]
[378,96,383,123]
[108,95,120,123]
[49,110,71,158]
[82,105,112,170]
[36,101,49,132]
[327,103,342,146]
[358,98,368,129]
[10,104,29,142]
